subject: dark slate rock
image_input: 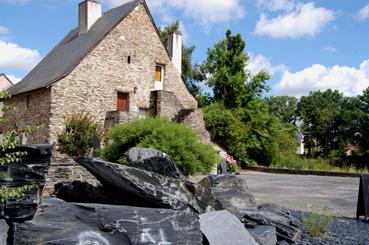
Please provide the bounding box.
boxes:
[14,198,202,245]
[2,188,39,221]
[240,210,301,243]
[55,181,117,204]
[0,219,8,245]
[74,157,204,213]
[0,144,52,222]
[198,175,257,214]
[248,225,277,245]
[185,181,219,213]
[127,147,186,180]
[199,210,257,245]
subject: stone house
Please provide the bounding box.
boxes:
[2,0,210,145]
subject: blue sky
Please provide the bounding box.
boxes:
[1,0,369,97]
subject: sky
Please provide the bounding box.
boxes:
[0,0,369,98]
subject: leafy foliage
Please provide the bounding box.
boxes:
[203,101,298,166]
[103,117,219,176]
[303,212,333,237]
[201,30,298,166]
[203,30,269,108]
[57,113,103,156]
[267,96,298,124]
[0,90,32,202]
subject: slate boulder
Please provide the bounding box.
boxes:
[74,157,205,213]
[127,147,186,180]
[14,198,202,245]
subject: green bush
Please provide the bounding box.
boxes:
[303,212,333,237]
[57,113,102,157]
[203,102,298,167]
[103,117,219,176]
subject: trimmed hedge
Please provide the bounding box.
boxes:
[103,117,219,176]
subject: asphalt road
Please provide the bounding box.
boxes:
[239,171,360,217]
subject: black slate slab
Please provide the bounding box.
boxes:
[14,198,202,245]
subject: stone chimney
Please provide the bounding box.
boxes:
[167,31,182,75]
[78,0,102,35]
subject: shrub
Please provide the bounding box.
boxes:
[303,212,333,237]
[57,113,102,156]
[203,102,298,167]
[103,117,219,176]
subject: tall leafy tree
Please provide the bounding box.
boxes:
[358,88,369,153]
[158,21,201,95]
[204,30,269,108]
[202,30,298,166]
[298,89,348,157]
[267,96,298,125]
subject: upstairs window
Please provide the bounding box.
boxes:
[155,64,164,82]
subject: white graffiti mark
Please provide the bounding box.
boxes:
[77,231,110,245]
[140,228,172,245]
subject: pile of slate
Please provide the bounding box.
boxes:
[6,147,310,244]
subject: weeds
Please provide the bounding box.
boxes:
[303,212,334,237]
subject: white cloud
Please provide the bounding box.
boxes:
[255,0,296,12]
[255,2,335,39]
[248,54,287,76]
[322,45,337,53]
[0,40,41,71]
[0,26,9,35]
[358,3,369,21]
[105,0,245,27]
[273,60,369,97]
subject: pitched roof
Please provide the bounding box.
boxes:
[0,73,14,86]
[8,0,141,96]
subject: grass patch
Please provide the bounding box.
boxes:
[270,157,369,174]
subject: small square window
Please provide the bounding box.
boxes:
[155,65,164,82]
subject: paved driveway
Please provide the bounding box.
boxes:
[239,171,360,217]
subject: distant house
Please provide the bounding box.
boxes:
[1,0,210,145]
[0,74,14,91]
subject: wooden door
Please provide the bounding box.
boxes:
[117,92,129,112]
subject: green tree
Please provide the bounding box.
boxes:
[358,88,369,153]
[298,89,349,157]
[267,96,298,124]
[204,30,269,108]
[158,20,201,95]
[201,30,299,166]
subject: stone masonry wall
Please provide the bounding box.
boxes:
[180,109,211,143]
[0,88,51,144]
[157,90,185,120]
[48,3,197,144]
[42,157,100,197]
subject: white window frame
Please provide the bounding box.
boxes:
[155,64,165,83]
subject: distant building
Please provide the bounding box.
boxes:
[0,0,210,145]
[0,74,14,91]
[296,130,305,155]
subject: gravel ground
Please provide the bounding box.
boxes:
[292,210,369,244]
[239,171,360,217]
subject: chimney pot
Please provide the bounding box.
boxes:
[79,0,102,35]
